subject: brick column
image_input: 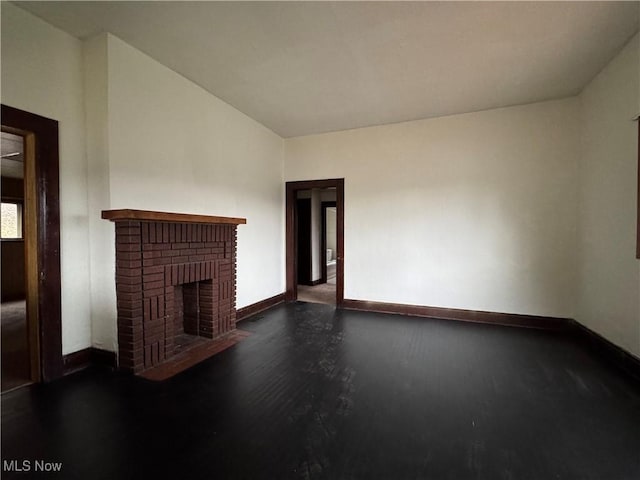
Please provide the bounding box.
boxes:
[114,221,144,373]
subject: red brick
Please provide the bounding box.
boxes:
[115,225,141,235]
[144,280,165,291]
[162,223,169,243]
[143,272,164,283]
[112,220,243,374]
[143,298,151,321]
[116,283,143,294]
[142,243,171,251]
[116,234,140,245]
[116,275,142,285]
[155,224,164,243]
[117,307,143,318]
[117,251,142,261]
[141,223,150,244]
[116,243,141,252]
[116,323,142,335]
[143,265,164,275]
[144,287,165,298]
[150,296,158,320]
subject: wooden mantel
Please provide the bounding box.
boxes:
[101,209,246,225]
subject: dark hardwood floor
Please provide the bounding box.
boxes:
[2,302,639,479]
[1,300,31,392]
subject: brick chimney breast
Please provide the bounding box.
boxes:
[102,210,245,374]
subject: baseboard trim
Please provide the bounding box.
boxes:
[63,347,117,375]
[237,293,286,322]
[573,322,640,382]
[342,299,573,331]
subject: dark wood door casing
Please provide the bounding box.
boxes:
[285,179,344,306]
[2,104,63,382]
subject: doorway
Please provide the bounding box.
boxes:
[285,179,344,306]
[1,104,63,388]
[1,132,30,390]
[294,190,337,305]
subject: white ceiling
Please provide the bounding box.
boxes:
[15,1,640,138]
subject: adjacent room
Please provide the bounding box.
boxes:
[1,1,639,479]
[1,131,31,392]
[296,187,338,306]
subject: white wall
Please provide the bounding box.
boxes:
[321,190,337,264]
[577,33,640,358]
[309,189,322,281]
[286,98,580,318]
[2,6,285,355]
[85,34,285,350]
[1,3,91,354]
[83,34,116,352]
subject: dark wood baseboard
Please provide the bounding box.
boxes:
[342,299,573,331]
[236,293,286,322]
[63,347,117,375]
[573,322,640,382]
[91,348,117,369]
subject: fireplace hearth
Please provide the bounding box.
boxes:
[102,209,246,374]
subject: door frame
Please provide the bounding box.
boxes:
[2,104,63,382]
[285,179,344,306]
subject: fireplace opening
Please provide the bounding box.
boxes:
[173,282,208,353]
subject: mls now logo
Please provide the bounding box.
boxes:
[3,460,63,472]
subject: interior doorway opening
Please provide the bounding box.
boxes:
[1,104,63,387]
[1,131,32,391]
[285,179,344,307]
[294,189,337,305]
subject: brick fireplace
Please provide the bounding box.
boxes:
[102,209,246,374]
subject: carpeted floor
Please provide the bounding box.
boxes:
[298,281,336,305]
[298,262,337,305]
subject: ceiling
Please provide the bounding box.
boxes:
[1,132,24,179]
[15,1,640,138]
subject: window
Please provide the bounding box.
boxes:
[1,201,23,239]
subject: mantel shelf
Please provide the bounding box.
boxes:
[101,209,246,225]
